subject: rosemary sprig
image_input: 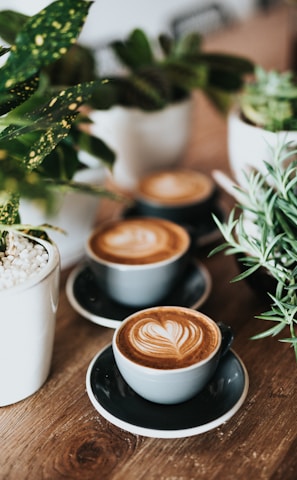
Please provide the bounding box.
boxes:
[210,140,297,361]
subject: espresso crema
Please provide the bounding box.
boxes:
[137,169,214,206]
[117,307,219,369]
[88,218,190,265]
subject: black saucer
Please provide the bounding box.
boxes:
[86,345,249,438]
[122,203,225,247]
[66,258,211,329]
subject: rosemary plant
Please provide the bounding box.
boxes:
[210,140,297,361]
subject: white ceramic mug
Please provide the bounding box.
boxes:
[112,306,233,404]
[85,217,191,307]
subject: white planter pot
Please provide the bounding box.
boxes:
[0,238,60,406]
[89,98,194,190]
[19,164,107,269]
[227,108,297,189]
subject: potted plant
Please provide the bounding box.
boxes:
[0,0,119,406]
[211,139,297,362]
[228,66,297,189]
[66,28,254,189]
[0,6,121,268]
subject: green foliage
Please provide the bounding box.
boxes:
[0,1,117,247]
[89,29,254,112]
[210,141,297,361]
[0,1,88,88]
[240,66,297,131]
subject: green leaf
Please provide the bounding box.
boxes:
[111,29,154,70]
[251,322,287,339]
[158,34,174,56]
[75,131,116,170]
[0,74,39,116]
[0,10,29,44]
[111,75,168,111]
[0,193,20,226]
[173,32,202,57]
[0,0,91,91]
[230,264,261,282]
[163,60,207,92]
[0,81,101,169]
[279,337,297,343]
[40,141,80,180]
[197,53,254,73]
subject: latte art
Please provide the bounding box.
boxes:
[137,169,215,206]
[99,224,164,259]
[88,218,189,265]
[117,307,219,369]
[130,318,203,362]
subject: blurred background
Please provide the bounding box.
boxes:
[0,1,282,44]
[0,0,283,75]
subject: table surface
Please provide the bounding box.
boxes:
[1,4,296,480]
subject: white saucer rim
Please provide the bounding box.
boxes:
[85,345,249,439]
[66,259,212,329]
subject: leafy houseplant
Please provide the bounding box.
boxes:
[0,3,122,267]
[38,27,255,112]
[228,66,297,189]
[88,28,255,113]
[211,140,297,362]
[0,0,120,406]
[67,28,254,189]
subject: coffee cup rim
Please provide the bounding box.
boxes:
[86,218,191,268]
[112,306,222,373]
[135,169,216,208]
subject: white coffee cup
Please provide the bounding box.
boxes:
[112,306,233,404]
[86,217,191,307]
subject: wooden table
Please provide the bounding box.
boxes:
[1,4,296,479]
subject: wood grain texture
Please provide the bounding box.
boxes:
[1,5,296,480]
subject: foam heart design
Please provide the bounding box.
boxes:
[131,318,203,360]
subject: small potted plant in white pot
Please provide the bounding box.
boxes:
[79,28,254,189]
[228,66,297,189]
[211,139,297,362]
[0,0,119,406]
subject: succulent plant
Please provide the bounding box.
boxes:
[239,66,297,131]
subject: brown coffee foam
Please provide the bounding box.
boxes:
[89,217,189,265]
[137,169,214,206]
[117,308,219,369]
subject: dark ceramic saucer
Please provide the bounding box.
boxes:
[66,258,212,329]
[86,345,249,438]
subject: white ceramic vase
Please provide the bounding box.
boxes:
[227,108,297,189]
[89,98,194,191]
[19,162,107,269]
[0,238,60,406]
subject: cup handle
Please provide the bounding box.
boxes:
[217,322,234,357]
